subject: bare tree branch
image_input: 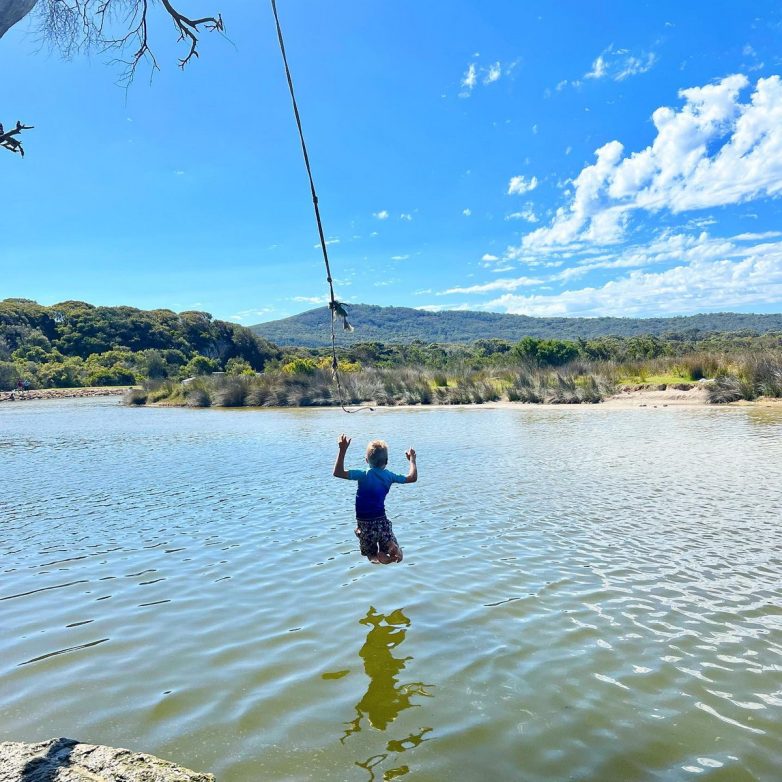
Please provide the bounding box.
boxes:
[35,1,223,84]
[0,121,34,157]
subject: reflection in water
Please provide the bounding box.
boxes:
[339,607,433,781]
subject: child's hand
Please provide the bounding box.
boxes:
[338,434,351,451]
[406,447,416,462]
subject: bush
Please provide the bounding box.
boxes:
[183,355,220,377]
[124,388,148,405]
[282,358,318,375]
[213,377,249,407]
[225,357,255,376]
[707,376,745,404]
[86,365,137,386]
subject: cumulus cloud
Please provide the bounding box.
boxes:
[400,213,413,221]
[507,175,538,195]
[521,74,782,252]
[373,210,389,220]
[483,245,782,317]
[481,253,499,262]
[585,45,657,81]
[462,208,472,216]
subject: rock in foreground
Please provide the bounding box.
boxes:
[0,738,214,782]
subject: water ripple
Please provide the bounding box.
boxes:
[1,399,781,780]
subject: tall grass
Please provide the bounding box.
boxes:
[707,352,782,403]
[123,350,782,408]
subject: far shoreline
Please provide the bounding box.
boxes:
[0,387,130,404]
[3,384,782,410]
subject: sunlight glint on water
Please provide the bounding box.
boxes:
[1,398,781,781]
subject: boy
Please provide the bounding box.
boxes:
[333,434,417,564]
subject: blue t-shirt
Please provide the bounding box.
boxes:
[348,467,407,519]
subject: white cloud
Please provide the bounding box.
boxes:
[521,74,782,252]
[391,254,410,261]
[373,210,389,220]
[292,296,327,304]
[585,45,657,82]
[460,60,513,96]
[314,238,340,249]
[439,276,546,295]
[481,253,499,262]
[460,64,477,97]
[507,175,539,195]
[400,213,413,221]
[462,208,472,216]
[585,54,607,80]
[229,308,274,322]
[506,205,538,223]
[483,245,782,317]
[484,62,502,84]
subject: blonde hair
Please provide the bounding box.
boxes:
[366,439,389,468]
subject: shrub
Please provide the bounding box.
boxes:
[224,357,255,376]
[124,388,148,405]
[707,376,745,404]
[213,377,249,407]
[86,365,137,386]
[282,358,318,375]
[183,355,220,377]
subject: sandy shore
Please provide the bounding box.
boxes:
[3,384,781,409]
[0,387,130,404]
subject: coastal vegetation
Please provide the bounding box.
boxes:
[128,342,782,408]
[0,298,279,390]
[3,298,780,405]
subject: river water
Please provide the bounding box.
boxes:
[1,398,781,781]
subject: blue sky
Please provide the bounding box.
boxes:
[2,0,782,323]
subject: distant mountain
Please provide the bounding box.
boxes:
[251,304,782,347]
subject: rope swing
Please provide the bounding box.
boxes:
[270,0,372,413]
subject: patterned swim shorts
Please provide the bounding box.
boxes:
[355,515,399,558]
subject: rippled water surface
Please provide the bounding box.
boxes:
[2,398,782,781]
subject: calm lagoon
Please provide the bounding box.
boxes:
[1,398,781,781]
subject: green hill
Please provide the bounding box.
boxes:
[1,299,280,389]
[251,304,782,347]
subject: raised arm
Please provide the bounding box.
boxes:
[333,433,351,479]
[404,448,417,483]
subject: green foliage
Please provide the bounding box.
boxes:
[0,298,281,389]
[282,357,318,375]
[225,357,255,375]
[182,355,220,377]
[512,337,579,366]
[86,366,137,386]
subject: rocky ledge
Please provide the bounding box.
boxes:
[0,738,214,782]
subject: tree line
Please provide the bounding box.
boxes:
[0,299,280,389]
